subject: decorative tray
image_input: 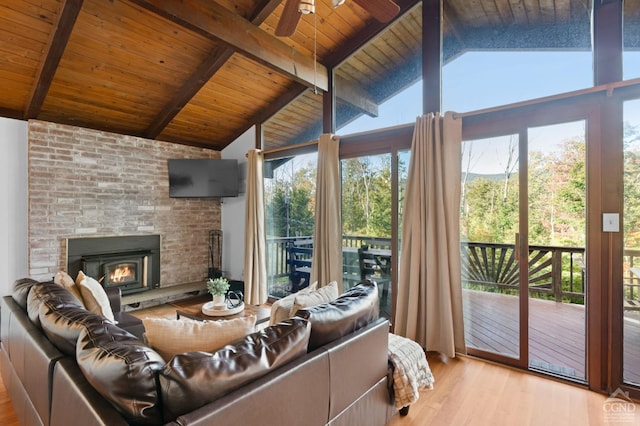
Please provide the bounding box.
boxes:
[201,301,245,317]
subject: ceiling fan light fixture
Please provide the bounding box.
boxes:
[332,0,346,7]
[299,0,315,14]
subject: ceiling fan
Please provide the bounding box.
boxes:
[275,0,401,37]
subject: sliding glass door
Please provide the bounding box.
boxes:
[340,149,410,320]
[623,98,640,386]
[461,134,521,360]
[462,111,589,383]
[527,121,587,381]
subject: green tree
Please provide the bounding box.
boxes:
[265,157,316,238]
[624,121,640,247]
[341,155,393,238]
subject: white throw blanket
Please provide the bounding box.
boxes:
[388,333,435,408]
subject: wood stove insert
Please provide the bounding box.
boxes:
[67,235,160,295]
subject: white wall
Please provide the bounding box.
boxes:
[221,126,255,281]
[0,118,28,295]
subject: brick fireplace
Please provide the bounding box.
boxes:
[28,120,221,287]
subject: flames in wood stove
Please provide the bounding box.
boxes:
[109,263,135,284]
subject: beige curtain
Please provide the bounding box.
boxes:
[310,134,343,292]
[243,149,268,305]
[394,112,466,358]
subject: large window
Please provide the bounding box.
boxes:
[264,153,317,297]
[624,1,640,80]
[443,52,593,112]
[623,98,640,386]
[442,2,593,113]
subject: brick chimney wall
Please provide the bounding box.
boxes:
[28,120,221,287]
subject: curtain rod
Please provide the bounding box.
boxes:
[453,77,640,119]
[246,135,339,157]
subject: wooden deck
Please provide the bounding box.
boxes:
[463,289,640,384]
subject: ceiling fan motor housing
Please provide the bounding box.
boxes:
[299,0,315,14]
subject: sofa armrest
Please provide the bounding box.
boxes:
[105,287,122,313]
[104,288,145,339]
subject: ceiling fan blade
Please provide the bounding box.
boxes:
[352,0,400,23]
[275,0,302,37]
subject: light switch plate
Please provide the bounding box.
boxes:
[603,213,620,233]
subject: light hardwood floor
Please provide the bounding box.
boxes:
[0,372,19,426]
[388,353,639,426]
[1,298,638,425]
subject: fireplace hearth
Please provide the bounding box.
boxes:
[67,235,160,295]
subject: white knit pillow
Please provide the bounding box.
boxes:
[76,271,115,321]
[290,281,339,317]
[269,281,318,325]
[142,315,257,361]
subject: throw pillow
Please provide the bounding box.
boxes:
[53,270,85,306]
[142,315,257,361]
[290,280,339,317]
[76,271,115,322]
[269,281,318,325]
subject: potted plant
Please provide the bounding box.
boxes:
[206,277,230,306]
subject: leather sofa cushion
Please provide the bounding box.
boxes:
[76,321,165,425]
[295,280,380,351]
[159,317,311,421]
[27,281,85,328]
[39,303,108,355]
[11,278,39,310]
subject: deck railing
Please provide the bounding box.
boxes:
[623,249,640,305]
[461,242,586,303]
[266,236,640,305]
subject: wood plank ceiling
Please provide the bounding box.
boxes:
[0,0,630,151]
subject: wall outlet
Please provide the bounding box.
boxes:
[603,213,619,233]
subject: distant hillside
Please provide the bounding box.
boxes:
[462,172,507,183]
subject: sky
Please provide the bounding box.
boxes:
[336,50,640,175]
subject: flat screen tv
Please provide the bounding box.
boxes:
[168,159,239,198]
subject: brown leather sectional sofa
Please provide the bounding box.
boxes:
[0,278,396,425]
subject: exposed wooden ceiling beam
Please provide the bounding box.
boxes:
[226,83,308,146]
[145,0,281,139]
[130,0,328,90]
[25,0,84,119]
[250,0,284,23]
[0,107,23,121]
[145,47,233,140]
[143,0,283,140]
